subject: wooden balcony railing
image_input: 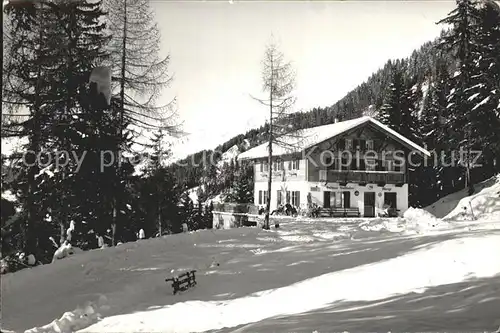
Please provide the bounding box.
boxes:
[318,170,405,184]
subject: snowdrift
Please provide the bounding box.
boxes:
[24,295,110,333]
[443,175,500,221]
[402,207,449,233]
[425,175,499,218]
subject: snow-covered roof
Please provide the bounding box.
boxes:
[237,116,430,160]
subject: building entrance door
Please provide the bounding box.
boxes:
[323,191,331,208]
[364,192,375,217]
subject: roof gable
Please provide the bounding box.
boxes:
[237,116,430,160]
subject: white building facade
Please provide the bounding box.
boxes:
[238,116,429,217]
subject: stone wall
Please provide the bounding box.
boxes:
[212,211,261,229]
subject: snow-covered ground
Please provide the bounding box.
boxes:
[3,176,500,333]
[77,232,500,333]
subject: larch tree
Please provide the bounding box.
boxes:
[253,37,299,230]
[104,0,181,244]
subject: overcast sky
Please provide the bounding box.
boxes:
[151,0,456,160]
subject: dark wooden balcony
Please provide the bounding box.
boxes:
[318,170,405,185]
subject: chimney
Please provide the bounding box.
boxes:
[334,118,339,123]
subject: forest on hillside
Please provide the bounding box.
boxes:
[169,0,500,209]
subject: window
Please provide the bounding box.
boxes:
[366,140,374,150]
[375,160,385,171]
[259,163,263,172]
[384,192,397,209]
[359,159,366,171]
[292,159,300,170]
[338,139,345,150]
[345,139,353,150]
[354,139,365,151]
[291,191,300,207]
[386,160,393,172]
[277,190,282,205]
[262,162,269,172]
[327,158,336,170]
[274,161,284,171]
[340,157,349,171]
[324,155,332,168]
[351,158,358,171]
[286,191,290,204]
[365,159,376,171]
[259,190,268,205]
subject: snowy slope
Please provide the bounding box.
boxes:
[443,175,500,221]
[78,233,500,333]
[6,215,499,333]
[425,175,499,218]
[217,144,240,169]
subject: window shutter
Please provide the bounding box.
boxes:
[259,191,262,205]
[260,163,263,172]
[288,161,292,170]
[297,191,300,206]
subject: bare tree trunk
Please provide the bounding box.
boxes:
[264,72,273,230]
[158,191,162,236]
[265,142,273,229]
[111,0,128,247]
[24,19,45,256]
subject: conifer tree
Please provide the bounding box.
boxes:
[378,66,419,143]
[437,0,482,192]
[229,161,254,204]
[469,0,500,173]
[3,0,111,256]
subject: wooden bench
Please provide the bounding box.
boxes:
[319,208,361,218]
[331,207,361,218]
[165,270,197,295]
